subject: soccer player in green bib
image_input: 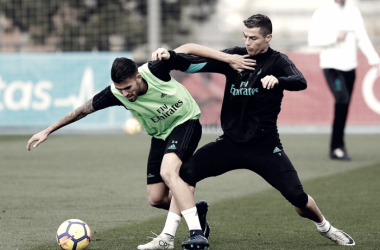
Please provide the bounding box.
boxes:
[26,57,210,249]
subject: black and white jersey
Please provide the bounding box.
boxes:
[168,47,307,142]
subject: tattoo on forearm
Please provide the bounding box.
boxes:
[48,98,95,133]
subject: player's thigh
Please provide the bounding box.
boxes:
[261,152,308,208]
[180,136,243,186]
[161,119,202,180]
[160,152,182,177]
[147,137,167,185]
[164,119,202,163]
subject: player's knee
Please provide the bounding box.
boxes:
[160,169,177,187]
[148,195,169,209]
[179,164,197,187]
[285,191,308,208]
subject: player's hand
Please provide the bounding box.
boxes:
[26,130,49,151]
[261,75,279,89]
[152,48,170,61]
[228,54,256,72]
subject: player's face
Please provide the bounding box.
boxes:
[114,74,144,102]
[243,26,272,56]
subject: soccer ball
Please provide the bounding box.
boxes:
[56,219,91,250]
[123,117,142,134]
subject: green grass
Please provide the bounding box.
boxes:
[1,134,380,249]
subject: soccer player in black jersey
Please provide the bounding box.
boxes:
[148,14,355,247]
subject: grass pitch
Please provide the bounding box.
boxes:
[1,134,379,250]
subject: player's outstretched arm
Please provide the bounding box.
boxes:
[174,43,255,72]
[26,98,96,151]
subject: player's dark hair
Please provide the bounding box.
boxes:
[243,14,272,37]
[111,57,138,83]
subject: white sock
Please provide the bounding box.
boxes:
[161,212,181,237]
[314,216,331,233]
[181,207,202,231]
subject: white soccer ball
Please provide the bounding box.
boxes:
[123,117,142,135]
[56,219,91,250]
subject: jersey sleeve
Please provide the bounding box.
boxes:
[148,60,172,82]
[92,86,125,111]
[166,50,232,75]
[221,46,248,55]
[275,54,307,91]
[354,7,380,65]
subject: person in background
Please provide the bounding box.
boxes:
[308,0,380,160]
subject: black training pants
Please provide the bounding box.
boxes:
[323,68,356,151]
[180,133,309,208]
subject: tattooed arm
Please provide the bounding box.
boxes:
[26,98,96,151]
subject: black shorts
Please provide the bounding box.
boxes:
[180,133,309,208]
[146,119,202,185]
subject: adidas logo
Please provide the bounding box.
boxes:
[273,147,281,153]
[147,173,155,178]
[167,144,177,150]
[161,93,167,98]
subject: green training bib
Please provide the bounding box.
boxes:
[111,63,201,140]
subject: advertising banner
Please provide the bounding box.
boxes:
[0,52,133,133]
[1,52,378,134]
[281,53,380,126]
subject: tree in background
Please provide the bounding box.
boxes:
[0,0,216,52]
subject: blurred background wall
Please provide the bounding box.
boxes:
[0,0,379,134]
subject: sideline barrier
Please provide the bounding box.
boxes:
[1,52,379,134]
